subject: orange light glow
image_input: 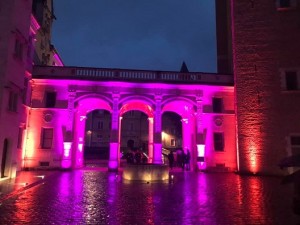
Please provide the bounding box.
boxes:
[248,141,258,174]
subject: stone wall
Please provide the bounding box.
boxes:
[232,0,300,175]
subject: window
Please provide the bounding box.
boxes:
[277,0,297,9]
[291,136,300,145]
[171,128,176,135]
[130,123,134,131]
[17,127,23,149]
[214,132,224,151]
[280,0,290,7]
[212,97,223,113]
[285,71,298,90]
[8,91,18,112]
[41,128,53,149]
[170,139,176,146]
[14,39,23,60]
[23,78,29,104]
[27,36,33,58]
[290,135,300,153]
[45,91,56,108]
[97,121,104,130]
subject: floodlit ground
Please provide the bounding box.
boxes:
[0,170,299,225]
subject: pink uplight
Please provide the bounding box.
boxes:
[197,144,205,157]
[63,142,71,157]
[78,143,83,152]
[197,144,206,170]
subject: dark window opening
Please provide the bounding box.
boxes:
[171,139,176,146]
[8,91,18,112]
[14,39,23,60]
[280,0,291,8]
[17,127,23,149]
[45,91,56,108]
[214,132,224,151]
[39,161,50,167]
[291,136,300,145]
[98,121,104,130]
[285,71,298,90]
[41,128,53,149]
[213,97,223,113]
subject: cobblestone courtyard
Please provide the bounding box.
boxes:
[0,170,299,225]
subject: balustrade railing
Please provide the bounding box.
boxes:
[33,66,233,85]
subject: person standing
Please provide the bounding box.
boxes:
[185,150,191,171]
[168,151,174,169]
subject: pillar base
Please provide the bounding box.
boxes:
[61,159,72,169]
[108,160,118,171]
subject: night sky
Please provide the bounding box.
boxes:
[52,0,216,73]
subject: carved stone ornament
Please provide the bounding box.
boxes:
[43,111,54,122]
[214,116,223,126]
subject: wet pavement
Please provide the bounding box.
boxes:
[0,169,299,225]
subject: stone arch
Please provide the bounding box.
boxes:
[119,99,154,117]
[72,95,113,168]
[75,94,112,114]
[119,99,155,163]
[162,97,196,117]
[162,98,196,170]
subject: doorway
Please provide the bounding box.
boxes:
[1,139,8,178]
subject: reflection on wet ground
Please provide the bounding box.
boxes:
[0,170,299,225]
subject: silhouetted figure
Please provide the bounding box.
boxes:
[168,151,174,169]
[126,151,134,164]
[176,149,183,168]
[185,150,191,171]
[181,152,186,170]
[134,150,142,164]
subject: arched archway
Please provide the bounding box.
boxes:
[119,101,154,163]
[72,96,112,168]
[162,99,196,170]
[84,109,112,164]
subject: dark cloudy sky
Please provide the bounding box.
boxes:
[52,0,216,72]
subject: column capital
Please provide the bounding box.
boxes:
[68,85,77,93]
[155,95,162,101]
[112,93,120,99]
[196,89,203,100]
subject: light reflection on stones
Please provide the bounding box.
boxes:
[0,171,298,225]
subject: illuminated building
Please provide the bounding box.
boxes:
[1,0,299,178]
[29,66,236,171]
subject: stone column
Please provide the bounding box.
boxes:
[72,111,85,168]
[148,117,154,163]
[109,93,120,171]
[62,89,76,169]
[181,117,192,153]
[195,95,206,170]
[153,96,162,164]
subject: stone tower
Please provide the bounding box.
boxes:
[232,0,300,175]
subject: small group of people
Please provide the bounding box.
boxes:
[125,148,147,164]
[168,149,190,170]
